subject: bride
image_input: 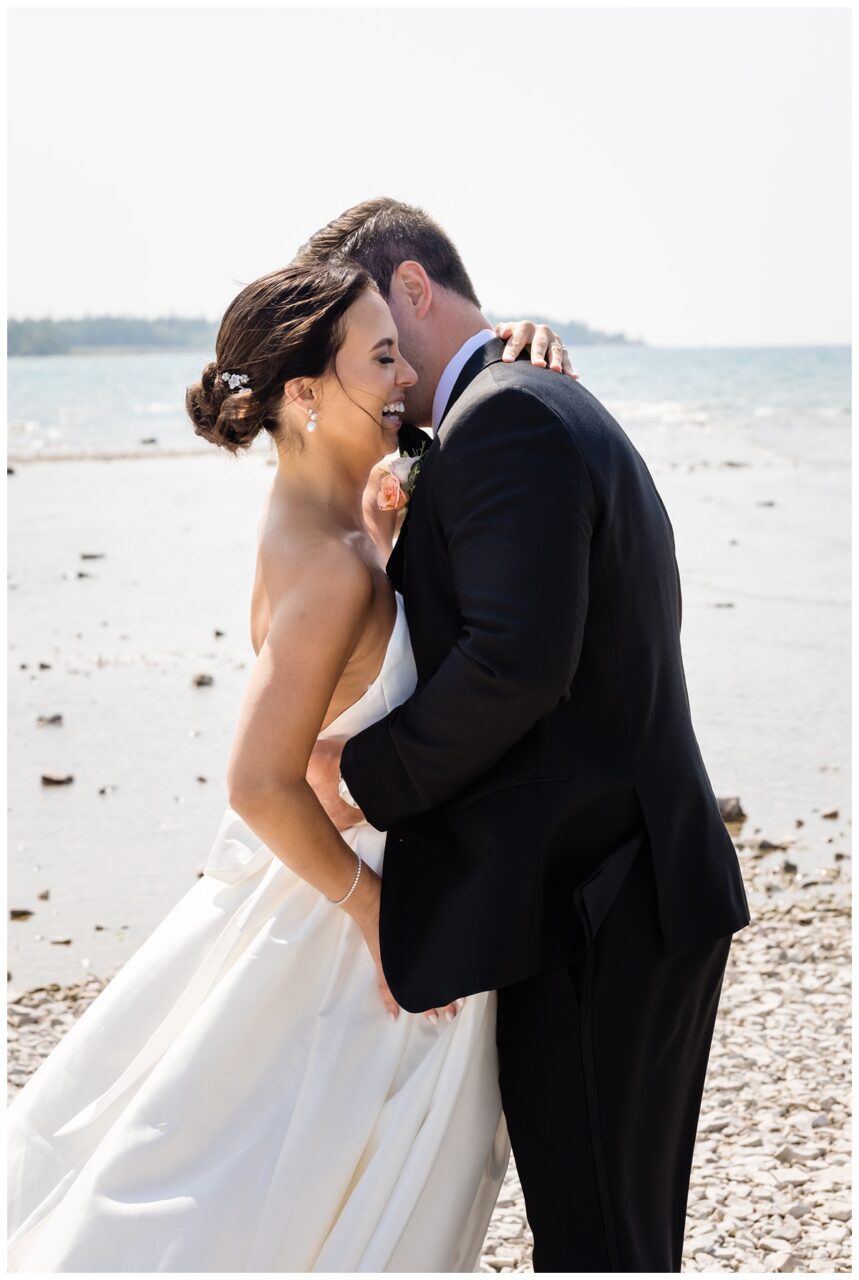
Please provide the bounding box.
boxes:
[7,255,573,1272]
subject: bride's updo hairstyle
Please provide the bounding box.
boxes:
[186,257,378,455]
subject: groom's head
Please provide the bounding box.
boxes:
[297,198,488,428]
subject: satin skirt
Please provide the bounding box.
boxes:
[7,808,510,1272]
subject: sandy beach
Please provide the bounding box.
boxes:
[6,383,851,1269]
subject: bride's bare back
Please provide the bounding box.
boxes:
[249,480,397,733]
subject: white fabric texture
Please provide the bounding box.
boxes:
[7,592,510,1272]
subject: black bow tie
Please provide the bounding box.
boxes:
[397,421,431,458]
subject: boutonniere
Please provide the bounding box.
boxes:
[376,440,429,512]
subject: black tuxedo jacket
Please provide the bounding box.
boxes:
[341,338,750,1012]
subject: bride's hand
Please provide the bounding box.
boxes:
[343,867,401,1021]
[494,320,579,378]
[345,869,465,1027]
[361,460,404,556]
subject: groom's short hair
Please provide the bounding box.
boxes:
[297,198,481,309]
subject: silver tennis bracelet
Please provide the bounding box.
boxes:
[324,849,363,905]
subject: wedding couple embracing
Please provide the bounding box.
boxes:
[7,198,750,1273]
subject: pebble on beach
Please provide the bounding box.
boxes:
[36,714,63,727]
[192,673,214,687]
[718,796,747,823]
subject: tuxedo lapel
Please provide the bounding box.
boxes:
[437,336,513,431]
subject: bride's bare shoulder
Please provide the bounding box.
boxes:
[251,515,374,655]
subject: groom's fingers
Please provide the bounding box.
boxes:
[423,997,465,1026]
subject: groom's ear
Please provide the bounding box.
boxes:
[390,260,433,320]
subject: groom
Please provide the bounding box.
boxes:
[301,198,750,1272]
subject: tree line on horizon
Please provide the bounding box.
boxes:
[8,314,640,357]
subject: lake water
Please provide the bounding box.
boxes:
[7,345,851,468]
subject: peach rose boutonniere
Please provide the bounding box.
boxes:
[376,447,428,513]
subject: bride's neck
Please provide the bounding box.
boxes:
[271,442,368,529]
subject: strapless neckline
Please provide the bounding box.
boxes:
[318,592,407,740]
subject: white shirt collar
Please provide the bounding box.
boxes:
[430,327,496,433]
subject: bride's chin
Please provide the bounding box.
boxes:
[380,424,400,453]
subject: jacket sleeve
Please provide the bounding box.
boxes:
[340,385,596,832]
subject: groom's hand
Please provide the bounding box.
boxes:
[307,735,365,830]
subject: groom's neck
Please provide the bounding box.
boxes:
[430,294,492,370]
[415,294,492,423]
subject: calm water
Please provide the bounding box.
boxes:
[6,345,851,467]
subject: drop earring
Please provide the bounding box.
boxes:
[306,408,318,433]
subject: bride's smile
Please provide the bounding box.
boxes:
[282,286,418,471]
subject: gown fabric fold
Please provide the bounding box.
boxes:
[7,593,510,1272]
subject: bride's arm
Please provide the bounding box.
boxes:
[227,541,375,905]
[226,542,457,1023]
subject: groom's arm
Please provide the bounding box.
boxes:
[340,385,596,832]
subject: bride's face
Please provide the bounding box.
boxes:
[314,289,418,465]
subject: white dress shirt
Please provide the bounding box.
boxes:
[430,327,497,434]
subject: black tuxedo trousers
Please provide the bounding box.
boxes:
[497,834,732,1272]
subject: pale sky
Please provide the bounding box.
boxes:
[7,6,851,346]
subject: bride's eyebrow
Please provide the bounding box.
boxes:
[370,338,395,352]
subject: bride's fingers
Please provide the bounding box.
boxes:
[561,348,580,380]
[495,321,578,378]
[377,975,400,1022]
[496,320,534,363]
[528,324,554,368]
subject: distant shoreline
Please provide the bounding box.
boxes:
[7,315,642,357]
[7,342,850,360]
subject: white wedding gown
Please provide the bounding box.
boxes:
[7,592,510,1272]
